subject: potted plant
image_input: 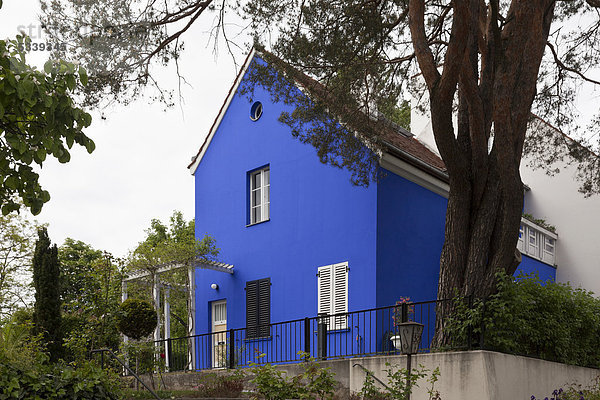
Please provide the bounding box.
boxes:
[390,297,414,350]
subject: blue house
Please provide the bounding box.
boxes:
[185,49,557,367]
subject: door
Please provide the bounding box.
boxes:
[212,300,227,368]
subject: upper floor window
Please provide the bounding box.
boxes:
[517,218,557,266]
[249,166,270,225]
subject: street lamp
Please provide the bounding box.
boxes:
[396,321,424,400]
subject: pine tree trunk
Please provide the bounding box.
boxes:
[407,0,557,347]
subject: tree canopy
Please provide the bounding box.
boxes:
[128,210,219,272]
[40,0,234,108]
[57,239,123,360]
[0,34,94,215]
[126,211,219,339]
[58,239,104,307]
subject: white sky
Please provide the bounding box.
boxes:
[0,1,598,258]
[0,0,249,257]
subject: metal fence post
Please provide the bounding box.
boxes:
[317,313,327,360]
[228,329,235,369]
[304,317,311,357]
[401,303,408,323]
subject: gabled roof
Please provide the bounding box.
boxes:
[188,49,447,181]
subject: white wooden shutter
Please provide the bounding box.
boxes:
[317,265,332,318]
[332,263,348,329]
[317,262,348,330]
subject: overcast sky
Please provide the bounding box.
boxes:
[0,0,249,257]
[1,1,598,259]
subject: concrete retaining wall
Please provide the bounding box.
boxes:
[127,351,599,399]
[349,351,598,400]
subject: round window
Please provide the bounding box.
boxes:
[250,101,263,121]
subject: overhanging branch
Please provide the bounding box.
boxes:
[546,41,600,86]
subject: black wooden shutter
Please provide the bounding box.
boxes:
[258,278,271,337]
[246,278,270,339]
[246,280,259,339]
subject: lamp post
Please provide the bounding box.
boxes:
[396,321,424,400]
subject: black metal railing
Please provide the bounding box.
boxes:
[148,298,470,372]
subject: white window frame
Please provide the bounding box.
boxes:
[527,228,539,258]
[317,262,348,330]
[249,167,270,225]
[518,218,557,266]
[542,236,556,265]
[212,300,227,326]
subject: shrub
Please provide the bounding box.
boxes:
[358,363,441,400]
[447,272,600,367]
[116,299,157,340]
[0,356,122,399]
[250,351,336,399]
[1,314,121,398]
[0,319,44,369]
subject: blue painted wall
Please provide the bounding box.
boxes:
[193,59,378,342]
[516,255,557,282]
[192,56,560,366]
[375,168,447,308]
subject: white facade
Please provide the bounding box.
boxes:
[410,102,600,295]
[520,119,600,293]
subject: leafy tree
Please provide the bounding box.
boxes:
[0,31,94,215]
[58,238,104,310]
[0,207,37,318]
[130,211,218,269]
[127,211,219,339]
[57,239,123,361]
[32,227,62,362]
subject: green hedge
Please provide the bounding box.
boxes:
[447,273,600,367]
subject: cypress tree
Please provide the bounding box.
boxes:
[32,227,62,362]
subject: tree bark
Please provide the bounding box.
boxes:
[408,0,556,347]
